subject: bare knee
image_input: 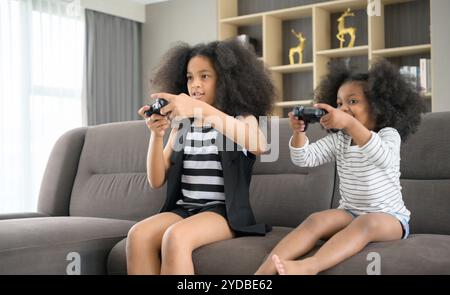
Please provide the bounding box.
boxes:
[352,214,383,237]
[301,211,329,232]
[161,224,193,255]
[300,210,352,238]
[126,222,160,252]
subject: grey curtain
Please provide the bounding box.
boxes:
[85,9,141,126]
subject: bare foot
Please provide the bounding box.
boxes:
[272,255,318,275]
[272,254,287,275]
[255,254,279,275]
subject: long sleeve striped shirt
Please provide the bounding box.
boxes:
[289,127,410,220]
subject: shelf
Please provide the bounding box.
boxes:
[220,14,263,26]
[268,6,313,20]
[372,44,431,58]
[219,0,432,117]
[314,0,413,13]
[270,63,313,74]
[382,0,414,5]
[315,0,368,13]
[275,100,313,108]
[316,45,369,58]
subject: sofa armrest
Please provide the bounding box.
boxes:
[37,127,87,216]
[0,212,48,221]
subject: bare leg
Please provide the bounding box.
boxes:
[255,209,353,275]
[126,212,182,275]
[160,211,234,275]
[274,212,403,275]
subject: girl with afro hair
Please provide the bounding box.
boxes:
[256,58,425,275]
[127,39,275,274]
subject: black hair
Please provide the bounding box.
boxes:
[314,58,426,140]
[150,39,275,118]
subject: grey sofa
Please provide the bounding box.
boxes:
[1,112,450,275]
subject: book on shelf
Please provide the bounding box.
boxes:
[419,59,428,93]
[400,60,432,95]
[426,59,432,94]
[419,58,432,95]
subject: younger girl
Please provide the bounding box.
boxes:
[255,58,424,275]
[127,39,275,274]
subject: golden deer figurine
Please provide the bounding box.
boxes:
[336,8,356,48]
[289,29,306,65]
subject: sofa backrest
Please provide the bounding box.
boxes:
[399,111,450,235]
[250,119,335,228]
[41,112,450,233]
[331,112,450,235]
[48,118,334,224]
[69,121,166,221]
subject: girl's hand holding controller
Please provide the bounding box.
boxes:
[151,93,202,119]
[137,103,170,138]
[288,111,306,133]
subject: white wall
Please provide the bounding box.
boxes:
[141,0,218,100]
[81,0,146,23]
[431,0,450,112]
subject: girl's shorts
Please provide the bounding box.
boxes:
[344,209,410,239]
[171,203,227,220]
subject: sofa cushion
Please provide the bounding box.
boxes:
[69,121,166,221]
[107,226,292,275]
[199,234,450,275]
[108,229,450,275]
[320,234,450,275]
[0,217,134,274]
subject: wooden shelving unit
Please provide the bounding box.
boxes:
[218,0,432,116]
[270,63,314,74]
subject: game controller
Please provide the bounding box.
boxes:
[144,98,169,117]
[292,106,327,131]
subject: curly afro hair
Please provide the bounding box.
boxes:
[314,58,426,140]
[149,39,276,118]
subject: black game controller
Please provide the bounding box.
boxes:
[292,106,327,131]
[144,98,169,117]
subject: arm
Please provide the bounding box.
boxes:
[202,104,268,155]
[314,103,400,169]
[358,128,401,169]
[154,93,268,155]
[343,118,372,146]
[138,105,176,188]
[290,133,337,167]
[288,110,336,167]
[146,128,178,188]
[315,103,372,146]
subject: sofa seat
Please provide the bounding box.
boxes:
[108,230,450,275]
[321,234,450,275]
[108,226,293,275]
[0,217,135,274]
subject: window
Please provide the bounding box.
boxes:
[0,0,84,213]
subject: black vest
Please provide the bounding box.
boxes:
[160,121,271,237]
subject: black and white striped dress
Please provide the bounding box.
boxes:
[176,123,226,210]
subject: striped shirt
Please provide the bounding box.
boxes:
[176,123,225,209]
[289,127,410,220]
